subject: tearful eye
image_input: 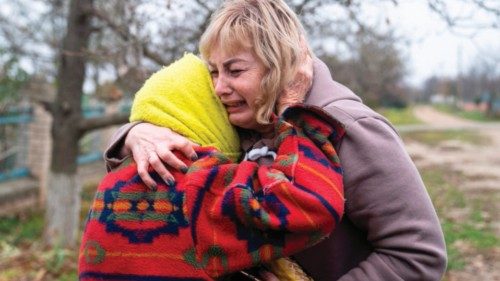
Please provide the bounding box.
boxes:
[209,70,218,78]
[230,69,243,76]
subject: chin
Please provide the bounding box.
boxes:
[228,114,255,129]
[230,120,251,129]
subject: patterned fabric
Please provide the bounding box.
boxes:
[79,105,345,281]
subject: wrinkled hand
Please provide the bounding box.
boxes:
[276,39,314,115]
[124,123,199,189]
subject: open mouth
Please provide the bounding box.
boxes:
[224,101,246,112]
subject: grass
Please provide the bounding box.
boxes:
[402,130,490,146]
[419,167,499,271]
[379,105,493,146]
[433,104,500,122]
[376,106,422,126]
[0,185,96,281]
[421,169,467,209]
[441,218,499,270]
[0,212,44,246]
[443,221,499,249]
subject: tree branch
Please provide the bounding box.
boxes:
[472,0,500,17]
[79,112,129,135]
[291,0,312,15]
[183,0,216,49]
[91,7,170,66]
[428,0,499,29]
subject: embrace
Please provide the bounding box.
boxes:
[79,1,446,280]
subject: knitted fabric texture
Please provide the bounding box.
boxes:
[129,53,241,162]
[79,105,345,281]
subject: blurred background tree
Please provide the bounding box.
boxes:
[0,51,29,110]
[320,30,408,108]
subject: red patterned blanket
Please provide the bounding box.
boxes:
[79,105,345,280]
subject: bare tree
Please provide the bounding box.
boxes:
[320,30,408,107]
[44,0,90,247]
[427,0,499,29]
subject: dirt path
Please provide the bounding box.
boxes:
[403,106,500,281]
[408,106,500,192]
[413,106,478,126]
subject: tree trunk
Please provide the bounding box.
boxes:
[44,172,82,246]
[44,0,93,248]
[486,92,496,118]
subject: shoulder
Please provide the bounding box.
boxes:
[305,57,397,137]
[305,58,395,137]
[323,100,394,133]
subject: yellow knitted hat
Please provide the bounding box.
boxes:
[130,53,241,162]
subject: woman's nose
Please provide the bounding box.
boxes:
[214,76,231,96]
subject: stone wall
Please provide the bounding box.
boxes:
[1,103,121,214]
[27,104,53,202]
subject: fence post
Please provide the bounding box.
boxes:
[28,104,53,203]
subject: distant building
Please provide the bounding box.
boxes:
[430,93,455,105]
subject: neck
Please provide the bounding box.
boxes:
[257,124,274,139]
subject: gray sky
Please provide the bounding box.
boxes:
[2,0,498,89]
[364,0,500,86]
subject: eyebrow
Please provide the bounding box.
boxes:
[223,58,246,68]
[207,58,247,69]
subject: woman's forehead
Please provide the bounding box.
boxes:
[217,38,252,55]
[208,43,255,63]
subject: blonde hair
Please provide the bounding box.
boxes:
[199,0,311,124]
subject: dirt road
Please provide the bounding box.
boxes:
[403,106,500,281]
[407,106,500,192]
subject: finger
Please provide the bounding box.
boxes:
[156,144,189,172]
[189,140,201,148]
[158,149,189,174]
[171,137,199,161]
[149,156,175,186]
[136,156,157,189]
[148,152,176,186]
[131,143,159,189]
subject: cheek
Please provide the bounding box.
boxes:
[251,74,265,102]
[228,107,256,125]
[241,83,262,106]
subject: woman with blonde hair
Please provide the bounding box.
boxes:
[106,0,447,280]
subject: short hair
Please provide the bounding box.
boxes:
[199,0,311,124]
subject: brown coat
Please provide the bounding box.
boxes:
[104,58,447,281]
[290,58,447,281]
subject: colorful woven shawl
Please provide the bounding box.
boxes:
[79,105,345,280]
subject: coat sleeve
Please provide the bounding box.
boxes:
[188,106,345,277]
[333,114,447,281]
[103,122,141,171]
[301,57,446,281]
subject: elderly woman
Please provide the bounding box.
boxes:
[106,1,447,280]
